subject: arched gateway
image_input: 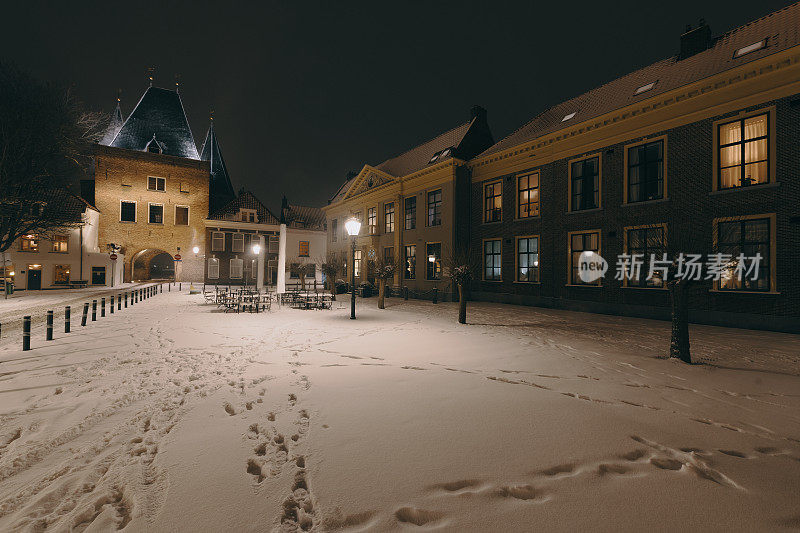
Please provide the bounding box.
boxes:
[131,249,175,281]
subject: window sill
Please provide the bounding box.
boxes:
[565,283,602,288]
[514,215,542,222]
[566,207,603,215]
[709,182,779,196]
[119,220,137,224]
[482,279,503,283]
[513,281,541,285]
[621,285,668,290]
[708,289,780,295]
[148,223,164,226]
[482,220,503,226]
[18,250,40,253]
[147,189,166,193]
[49,251,69,254]
[622,198,669,207]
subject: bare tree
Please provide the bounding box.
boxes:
[444,248,475,324]
[373,256,397,310]
[0,63,106,256]
[319,253,342,300]
[288,258,316,292]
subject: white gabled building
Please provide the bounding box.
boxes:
[1,192,124,292]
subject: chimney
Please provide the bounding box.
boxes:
[470,105,487,122]
[679,19,712,60]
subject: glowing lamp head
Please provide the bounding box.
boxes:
[344,217,362,236]
[428,255,436,263]
[192,246,200,254]
[252,244,261,255]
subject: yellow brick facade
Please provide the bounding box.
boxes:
[94,145,210,282]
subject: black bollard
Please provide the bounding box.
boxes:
[118,294,121,310]
[404,286,409,301]
[168,283,171,292]
[432,287,438,304]
[92,300,97,321]
[160,284,162,293]
[46,310,53,340]
[23,316,31,351]
[65,306,71,333]
[125,292,128,307]
[179,283,182,291]
[101,298,106,317]
[110,295,114,314]
[81,303,89,326]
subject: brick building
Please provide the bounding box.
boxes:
[467,6,800,332]
[323,106,493,300]
[93,86,212,282]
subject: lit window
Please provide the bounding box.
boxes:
[230,258,243,279]
[426,242,442,280]
[405,245,416,279]
[634,81,657,95]
[562,112,576,122]
[51,235,68,253]
[718,113,769,189]
[147,176,166,191]
[517,172,540,218]
[569,231,600,285]
[484,239,502,281]
[212,232,225,252]
[299,241,309,257]
[484,181,502,223]
[54,264,70,284]
[383,247,393,265]
[368,207,377,234]
[354,250,362,277]
[331,219,338,242]
[120,201,136,222]
[175,206,189,226]
[232,233,244,252]
[734,39,766,58]
[208,258,220,279]
[148,204,163,224]
[21,234,38,252]
[517,237,539,282]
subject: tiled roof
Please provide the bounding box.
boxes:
[107,87,199,159]
[200,121,237,214]
[374,120,473,177]
[37,188,98,223]
[285,204,326,230]
[482,2,800,156]
[329,108,493,204]
[208,190,280,225]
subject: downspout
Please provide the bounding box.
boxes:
[80,226,84,282]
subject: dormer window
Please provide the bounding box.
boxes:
[145,134,164,154]
[240,209,257,223]
[562,112,577,122]
[634,81,657,95]
[428,147,453,165]
[734,39,766,58]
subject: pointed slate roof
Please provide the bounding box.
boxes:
[100,100,124,146]
[482,2,800,156]
[200,121,237,214]
[108,86,199,159]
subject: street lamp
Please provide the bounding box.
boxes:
[344,216,362,319]
[192,246,199,255]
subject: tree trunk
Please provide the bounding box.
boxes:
[328,278,336,301]
[669,279,691,363]
[458,284,467,324]
[299,274,306,292]
[378,279,385,309]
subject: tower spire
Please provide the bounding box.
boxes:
[174,73,180,93]
[146,67,154,87]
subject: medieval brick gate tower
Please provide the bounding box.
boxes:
[91,85,230,283]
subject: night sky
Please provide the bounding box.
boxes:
[2,1,791,212]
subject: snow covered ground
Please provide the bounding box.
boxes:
[0,289,798,532]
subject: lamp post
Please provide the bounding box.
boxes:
[344,217,362,319]
[251,243,261,288]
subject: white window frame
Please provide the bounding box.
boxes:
[120,200,137,223]
[175,205,190,226]
[232,233,245,253]
[212,231,225,252]
[208,257,220,279]
[147,176,166,192]
[230,258,243,279]
[148,203,164,224]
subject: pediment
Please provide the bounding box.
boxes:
[344,165,396,199]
